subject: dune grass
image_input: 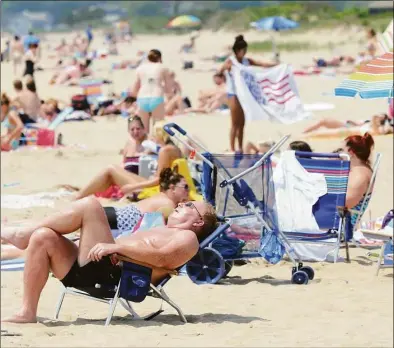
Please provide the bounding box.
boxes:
[248,40,315,53]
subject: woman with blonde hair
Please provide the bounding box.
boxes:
[74,120,182,200]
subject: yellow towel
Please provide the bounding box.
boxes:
[137,158,203,201]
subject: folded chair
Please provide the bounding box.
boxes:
[54,213,229,325]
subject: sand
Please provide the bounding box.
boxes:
[1,28,393,347]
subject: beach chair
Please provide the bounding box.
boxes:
[137,158,203,202]
[283,151,352,263]
[79,78,105,106]
[54,212,230,325]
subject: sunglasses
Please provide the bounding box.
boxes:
[183,201,202,220]
[176,184,189,191]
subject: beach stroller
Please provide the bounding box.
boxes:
[163,123,317,285]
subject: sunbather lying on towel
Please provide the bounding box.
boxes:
[1,200,217,323]
[49,58,92,85]
[96,96,137,117]
[311,55,354,68]
[303,113,393,136]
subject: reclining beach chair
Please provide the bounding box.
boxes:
[54,212,230,325]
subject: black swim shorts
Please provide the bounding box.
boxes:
[61,256,121,289]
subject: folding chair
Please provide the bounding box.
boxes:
[54,214,229,325]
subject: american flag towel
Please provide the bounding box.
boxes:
[231,58,311,124]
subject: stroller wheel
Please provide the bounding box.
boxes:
[186,247,225,285]
[300,266,315,280]
[291,271,309,285]
[223,261,234,278]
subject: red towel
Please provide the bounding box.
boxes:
[95,185,124,199]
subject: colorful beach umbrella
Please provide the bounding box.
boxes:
[166,15,201,29]
[334,52,393,99]
[378,19,393,53]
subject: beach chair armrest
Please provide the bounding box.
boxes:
[114,254,178,276]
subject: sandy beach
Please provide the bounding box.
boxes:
[1,28,393,347]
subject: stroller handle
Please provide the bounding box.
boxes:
[163,123,187,137]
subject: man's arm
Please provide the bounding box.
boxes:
[116,231,199,269]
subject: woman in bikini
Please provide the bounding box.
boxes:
[121,115,148,175]
[219,35,278,153]
[131,49,171,134]
[1,168,191,255]
[73,121,182,200]
[303,113,393,136]
[1,93,24,151]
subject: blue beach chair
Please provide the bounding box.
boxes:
[54,212,230,325]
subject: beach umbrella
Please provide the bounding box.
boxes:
[378,19,393,53]
[250,16,299,32]
[250,16,299,55]
[334,52,393,99]
[166,15,201,29]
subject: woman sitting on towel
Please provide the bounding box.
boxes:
[164,71,192,116]
[73,121,182,200]
[1,93,24,151]
[1,168,190,252]
[183,72,228,114]
[303,113,393,136]
[218,35,278,153]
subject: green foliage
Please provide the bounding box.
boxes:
[248,40,314,52]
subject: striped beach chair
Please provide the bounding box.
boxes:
[283,151,351,263]
[79,78,104,105]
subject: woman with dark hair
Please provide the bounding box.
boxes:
[132,49,171,133]
[288,140,313,152]
[23,43,39,77]
[218,35,278,153]
[1,168,191,250]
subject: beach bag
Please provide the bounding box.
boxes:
[71,94,90,111]
[183,61,193,70]
[119,262,152,303]
[211,234,245,258]
[259,230,285,264]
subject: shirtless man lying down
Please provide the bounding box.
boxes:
[2,200,217,324]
